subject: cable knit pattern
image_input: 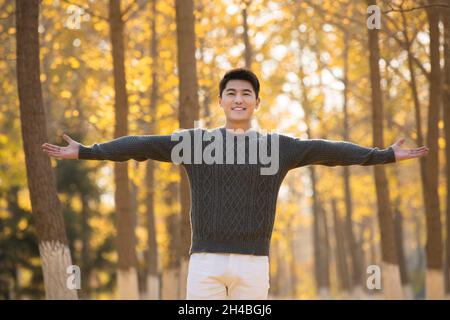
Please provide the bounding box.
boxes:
[78,127,396,256]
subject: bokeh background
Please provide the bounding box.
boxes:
[1,0,450,299]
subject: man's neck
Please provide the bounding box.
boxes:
[224,121,252,133]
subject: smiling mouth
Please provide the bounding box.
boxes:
[231,107,247,111]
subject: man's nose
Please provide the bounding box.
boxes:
[234,94,243,103]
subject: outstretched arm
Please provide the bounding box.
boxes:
[288,136,428,168]
[42,133,176,162]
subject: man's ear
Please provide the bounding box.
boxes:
[218,95,223,108]
[255,97,260,110]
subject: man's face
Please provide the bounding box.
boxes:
[219,79,260,124]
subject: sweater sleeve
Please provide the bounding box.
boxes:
[78,135,176,162]
[287,137,396,168]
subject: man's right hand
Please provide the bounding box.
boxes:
[42,134,81,159]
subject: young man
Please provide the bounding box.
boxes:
[42,68,429,300]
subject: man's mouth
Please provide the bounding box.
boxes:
[231,107,247,111]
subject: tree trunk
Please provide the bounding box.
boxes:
[309,172,330,299]
[310,32,332,299]
[332,198,351,296]
[319,205,331,298]
[442,1,450,298]
[424,2,444,299]
[161,215,180,299]
[196,2,219,128]
[271,238,280,297]
[41,36,55,140]
[300,74,330,299]
[278,240,291,298]
[295,26,330,298]
[108,0,139,299]
[175,0,200,300]
[341,31,364,297]
[161,182,181,299]
[400,6,430,300]
[15,0,77,300]
[145,159,159,300]
[130,162,141,293]
[144,0,160,300]
[195,2,214,127]
[366,218,374,265]
[287,226,298,298]
[241,0,253,69]
[80,194,91,299]
[394,205,413,299]
[366,0,402,299]
[310,168,322,297]
[413,211,425,288]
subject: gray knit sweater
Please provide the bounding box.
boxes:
[78,127,396,256]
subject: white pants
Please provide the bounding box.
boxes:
[186,252,270,300]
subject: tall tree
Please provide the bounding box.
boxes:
[366,0,402,299]
[424,0,444,299]
[295,25,330,298]
[443,0,450,298]
[144,0,160,300]
[196,1,212,126]
[15,0,77,299]
[175,0,200,299]
[108,0,139,299]
[241,0,253,69]
[341,31,365,297]
[397,8,430,297]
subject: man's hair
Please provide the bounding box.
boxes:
[219,68,260,99]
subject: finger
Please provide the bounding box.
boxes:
[395,138,406,146]
[42,143,59,149]
[42,146,61,151]
[409,147,427,152]
[42,147,60,154]
[42,144,61,149]
[414,149,429,156]
[62,133,73,144]
[410,150,427,155]
[416,152,428,158]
